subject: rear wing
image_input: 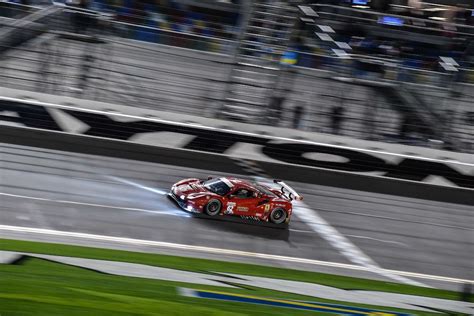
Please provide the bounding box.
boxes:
[273,180,303,201]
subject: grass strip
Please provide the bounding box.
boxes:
[0,238,471,315]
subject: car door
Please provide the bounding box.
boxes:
[227,188,258,216]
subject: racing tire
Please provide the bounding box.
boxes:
[269,208,287,224]
[205,199,221,216]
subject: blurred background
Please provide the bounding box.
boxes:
[1,2,473,312]
[1,0,473,152]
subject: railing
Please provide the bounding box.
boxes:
[313,4,474,37]
[301,3,474,78]
[0,2,40,19]
[0,22,230,117]
[294,50,474,86]
[0,3,472,153]
[110,20,236,54]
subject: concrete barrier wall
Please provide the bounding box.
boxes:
[1,88,472,165]
[1,96,473,186]
[1,124,472,205]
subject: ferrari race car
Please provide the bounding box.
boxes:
[169,177,302,225]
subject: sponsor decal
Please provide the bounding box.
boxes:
[1,100,472,189]
[1,251,471,313]
[180,288,412,316]
[237,206,249,212]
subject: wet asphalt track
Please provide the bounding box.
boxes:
[0,143,473,290]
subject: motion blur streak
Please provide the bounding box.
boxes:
[0,224,471,285]
[0,192,186,217]
[107,176,168,195]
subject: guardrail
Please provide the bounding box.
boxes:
[295,50,474,85]
[1,27,473,153]
[313,4,474,37]
[110,20,236,54]
[0,2,40,19]
[0,3,473,154]
[1,97,472,205]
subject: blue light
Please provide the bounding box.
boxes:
[378,16,404,26]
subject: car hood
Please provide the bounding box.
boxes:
[173,180,207,196]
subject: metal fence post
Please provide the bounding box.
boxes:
[218,0,253,116]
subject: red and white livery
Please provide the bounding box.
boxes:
[169,177,302,225]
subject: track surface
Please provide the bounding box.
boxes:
[0,143,473,289]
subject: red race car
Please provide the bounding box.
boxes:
[169,177,302,225]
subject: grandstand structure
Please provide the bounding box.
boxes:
[219,0,300,122]
[0,0,473,152]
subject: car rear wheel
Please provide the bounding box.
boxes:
[205,199,221,216]
[269,208,287,224]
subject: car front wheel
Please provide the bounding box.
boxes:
[205,199,221,216]
[269,208,287,224]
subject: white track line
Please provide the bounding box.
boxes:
[0,192,182,216]
[292,201,427,287]
[290,230,409,247]
[345,235,409,247]
[0,224,471,285]
[251,176,426,287]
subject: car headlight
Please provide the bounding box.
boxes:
[187,194,205,200]
[180,195,185,200]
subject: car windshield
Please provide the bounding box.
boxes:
[203,178,232,196]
